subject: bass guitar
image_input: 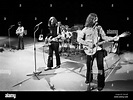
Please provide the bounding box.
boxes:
[44,35,62,46]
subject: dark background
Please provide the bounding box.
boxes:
[0,0,133,51]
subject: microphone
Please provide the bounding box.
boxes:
[9,25,15,29]
[36,22,43,26]
[10,25,15,27]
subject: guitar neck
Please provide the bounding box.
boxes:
[97,32,126,46]
[48,35,60,42]
[97,41,108,46]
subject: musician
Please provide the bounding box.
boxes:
[16,21,25,50]
[77,13,119,91]
[44,17,61,71]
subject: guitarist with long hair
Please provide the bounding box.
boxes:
[77,13,119,91]
[44,17,61,71]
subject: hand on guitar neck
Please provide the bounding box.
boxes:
[110,31,130,42]
[113,35,120,41]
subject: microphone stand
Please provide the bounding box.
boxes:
[26,24,42,79]
[8,25,15,51]
[13,23,57,90]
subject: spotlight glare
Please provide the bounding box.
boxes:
[127,17,129,20]
[65,17,68,20]
[81,4,83,7]
[127,44,129,47]
[50,4,52,7]
[19,4,22,7]
[4,17,6,20]
[111,4,114,7]
[35,17,37,20]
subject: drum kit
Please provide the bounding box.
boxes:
[59,27,119,56]
[58,26,82,56]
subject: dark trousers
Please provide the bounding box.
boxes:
[47,42,61,68]
[86,50,105,88]
[18,36,24,49]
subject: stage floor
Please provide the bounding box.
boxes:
[0,36,133,92]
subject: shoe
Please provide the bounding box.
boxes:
[87,86,96,91]
[85,80,97,85]
[85,80,93,84]
[17,48,20,50]
[44,67,52,71]
[86,82,97,91]
[53,65,60,69]
[97,87,103,91]
[85,80,89,84]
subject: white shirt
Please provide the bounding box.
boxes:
[16,26,24,36]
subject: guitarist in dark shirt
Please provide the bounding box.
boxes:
[44,17,61,71]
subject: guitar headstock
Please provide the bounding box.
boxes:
[119,31,131,38]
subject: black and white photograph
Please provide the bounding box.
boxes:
[0,0,132,99]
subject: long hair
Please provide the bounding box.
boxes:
[48,16,58,27]
[85,13,98,27]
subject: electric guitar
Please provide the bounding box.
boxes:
[44,35,62,46]
[83,31,131,55]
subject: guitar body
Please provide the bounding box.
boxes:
[83,43,97,55]
[83,34,100,55]
[45,35,61,46]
